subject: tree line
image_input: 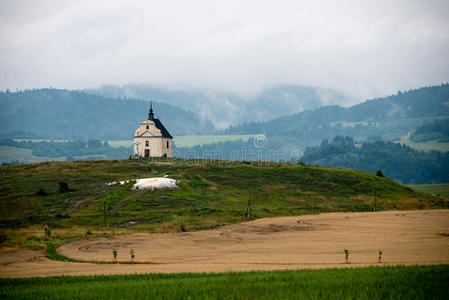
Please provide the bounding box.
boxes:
[300,136,449,184]
[0,139,132,162]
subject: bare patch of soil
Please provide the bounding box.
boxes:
[1,210,448,277]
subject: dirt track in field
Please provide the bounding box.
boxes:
[1,210,449,278]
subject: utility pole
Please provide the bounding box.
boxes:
[46,205,51,228]
[374,188,377,212]
[103,200,107,231]
[246,189,251,219]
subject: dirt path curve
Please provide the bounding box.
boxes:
[1,210,449,278]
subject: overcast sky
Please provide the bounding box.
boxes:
[1,0,448,100]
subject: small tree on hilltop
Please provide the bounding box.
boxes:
[376,170,384,177]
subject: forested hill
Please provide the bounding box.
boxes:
[222,84,449,144]
[88,84,352,129]
[301,136,449,184]
[0,89,215,139]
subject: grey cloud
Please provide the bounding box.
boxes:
[0,0,448,100]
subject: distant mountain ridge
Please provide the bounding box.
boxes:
[87,84,353,128]
[222,83,449,145]
[0,89,215,139]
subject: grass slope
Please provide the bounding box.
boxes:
[1,266,448,299]
[0,158,447,249]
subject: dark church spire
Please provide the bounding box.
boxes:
[148,102,154,120]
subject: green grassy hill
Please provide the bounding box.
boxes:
[1,159,446,233]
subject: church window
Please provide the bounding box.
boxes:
[146,141,149,147]
[146,125,149,129]
[167,141,169,149]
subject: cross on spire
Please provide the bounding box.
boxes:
[148,101,154,120]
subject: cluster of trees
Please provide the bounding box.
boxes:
[0,139,131,160]
[300,136,449,184]
[411,118,449,142]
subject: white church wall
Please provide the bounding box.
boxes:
[133,120,172,158]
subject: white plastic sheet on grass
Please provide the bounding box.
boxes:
[132,178,178,190]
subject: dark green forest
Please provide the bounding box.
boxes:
[0,89,214,139]
[300,136,449,184]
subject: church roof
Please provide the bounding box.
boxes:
[142,103,173,138]
[153,118,173,139]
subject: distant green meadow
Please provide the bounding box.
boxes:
[107,134,259,148]
[13,135,258,149]
[396,133,449,153]
[3,135,259,164]
[409,184,449,199]
[1,265,448,299]
[13,139,70,143]
[13,132,448,153]
[0,146,66,164]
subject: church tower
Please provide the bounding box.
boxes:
[133,103,173,158]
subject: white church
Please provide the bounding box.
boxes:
[133,103,173,158]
